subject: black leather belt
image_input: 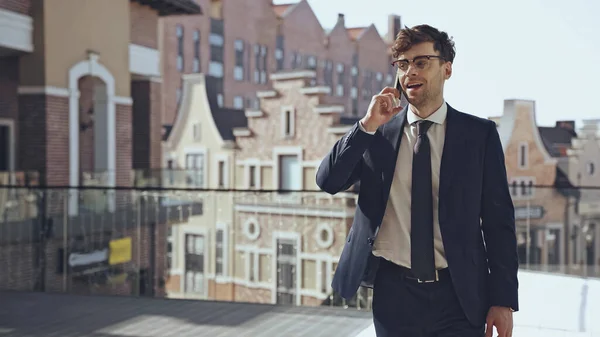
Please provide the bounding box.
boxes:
[379,257,450,283]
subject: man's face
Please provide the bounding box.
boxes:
[395,42,452,108]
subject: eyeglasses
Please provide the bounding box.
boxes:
[391,55,446,73]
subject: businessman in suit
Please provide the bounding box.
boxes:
[316,24,518,336]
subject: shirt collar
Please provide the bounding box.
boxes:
[407,101,447,125]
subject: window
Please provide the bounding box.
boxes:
[185,153,204,187]
[193,30,200,72]
[176,25,184,72]
[586,162,595,176]
[184,234,205,295]
[276,239,297,305]
[307,55,317,69]
[510,177,535,199]
[217,93,224,107]
[281,106,294,137]
[216,158,227,188]
[518,142,528,169]
[233,96,244,109]
[192,123,201,141]
[215,227,225,276]
[336,63,345,96]
[254,44,268,84]
[279,155,301,191]
[323,60,333,89]
[209,19,224,79]
[234,39,245,81]
[275,35,284,70]
[248,165,257,188]
[208,61,223,77]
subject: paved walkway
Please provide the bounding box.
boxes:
[0,292,373,337]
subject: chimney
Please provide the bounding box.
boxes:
[388,14,402,41]
[337,13,345,25]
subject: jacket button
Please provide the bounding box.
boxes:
[367,237,374,246]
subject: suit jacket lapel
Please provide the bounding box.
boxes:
[439,105,462,200]
[379,107,407,186]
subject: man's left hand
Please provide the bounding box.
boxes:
[485,306,513,337]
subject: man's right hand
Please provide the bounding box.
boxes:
[360,87,404,132]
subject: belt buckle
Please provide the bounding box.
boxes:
[417,270,439,283]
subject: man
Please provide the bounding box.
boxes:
[316,24,519,337]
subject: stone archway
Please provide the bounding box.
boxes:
[68,52,116,216]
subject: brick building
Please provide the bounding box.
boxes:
[230,70,359,306]
[495,99,580,268]
[0,0,202,296]
[161,70,363,306]
[159,0,402,128]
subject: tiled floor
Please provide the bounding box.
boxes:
[0,292,373,337]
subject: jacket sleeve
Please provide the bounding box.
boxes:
[480,122,519,311]
[316,122,376,195]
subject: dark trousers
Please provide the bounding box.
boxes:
[372,258,485,337]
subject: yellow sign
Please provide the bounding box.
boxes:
[109,237,132,265]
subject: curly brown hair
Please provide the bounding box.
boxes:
[391,24,456,63]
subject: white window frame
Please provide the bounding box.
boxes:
[245,159,261,189]
[271,231,302,306]
[518,142,529,169]
[242,217,261,241]
[183,146,208,189]
[178,224,209,299]
[215,222,229,283]
[272,146,303,191]
[280,105,295,138]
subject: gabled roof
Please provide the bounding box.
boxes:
[165,74,247,148]
[204,76,248,141]
[272,3,298,18]
[538,124,577,157]
[346,27,368,41]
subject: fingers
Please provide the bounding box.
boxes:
[485,320,494,337]
[379,86,400,98]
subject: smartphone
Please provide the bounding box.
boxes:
[394,72,408,108]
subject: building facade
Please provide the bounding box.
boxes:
[230,70,358,306]
[567,120,600,270]
[159,0,402,127]
[496,100,579,269]
[0,0,202,296]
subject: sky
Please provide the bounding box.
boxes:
[273,0,600,127]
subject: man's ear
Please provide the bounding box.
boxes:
[445,62,453,79]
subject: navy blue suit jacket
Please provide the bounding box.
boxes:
[316,104,519,326]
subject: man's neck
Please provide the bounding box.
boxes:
[410,99,445,119]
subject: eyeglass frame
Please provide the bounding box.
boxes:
[390,55,446,73]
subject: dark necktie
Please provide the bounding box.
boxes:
[411,120,436,281]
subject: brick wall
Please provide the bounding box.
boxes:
[160,5,209,125]
[235,77,340,162]
[0,0,31,15]
[130,2,159,49]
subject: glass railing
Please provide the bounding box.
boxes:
[0,185,598,310]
